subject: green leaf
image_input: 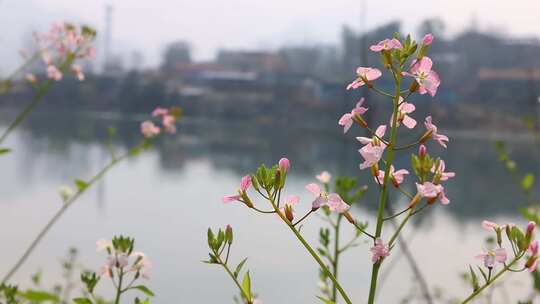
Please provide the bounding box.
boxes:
[234,258,248,278]
[73,298,93,304]
[316,296,336,304]
[20,290,60,302]
[131,285,155,297]
[522,174,535,191]
[468,266,479,291]
[75,179,89,191]
[241,271,252,300]
[0,148,11,155]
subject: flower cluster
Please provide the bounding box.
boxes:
[96,236,151,280]
[222,158,351,218]
[140,106,182,138]
[468,220,538,292]
[31,22,96,82]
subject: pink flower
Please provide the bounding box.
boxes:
[347,67,382,90]
[416,182,449,204]
[279,158,290,172]
[152,107,169,117]
[316,171,331,184]
[357,125,387,146]
[357,125,387,170]
[305,183,349,212]
[424,116,449,148]
[71,64,84,81]
[283,195,300,207]
[338,98,369,133]
[422,34,434,46]
[475,248,507,269]
[131,251,152,279]
[527,241,539,272]
[482,220,505,231]
[46,65,62,81]
[240,175,251,192]
[162,114,177,134]
[403,56,440,96]
[431,160,455,181]
[25,73,37,84]
[369,38,403,52]
[375,165,409,186]
[140,121,160,138]
[96,239,113,252]
[222,194,241,203]
[222,175,251,204]
[359,145,385,170]
[391,98,416,129]
[370,239,390,263]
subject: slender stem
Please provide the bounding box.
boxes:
[331,215,342,302]
[394,139,422,151]
[367,68,402,304]
[461,255,523,304]
[383,206,411,221]
[352,222,376,240]
[292,210,314,226]
[251,206,276,214]
[217,255,252,304]
[0,142,145,284]
[114,268,124,304]
[370,86,395,99]
[388,209,414,247]
[269,199,353,304]
[225,244,232,265]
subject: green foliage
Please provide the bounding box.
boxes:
[74,179,89,192]
[241,272,252,300]
[131,285,155,297]
[316,295,336,304]
[112,235,135,254]
[522,174,535,192]
[468,266,479,292]
[81,271,100,294]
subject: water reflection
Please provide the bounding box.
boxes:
[3,111,539,219]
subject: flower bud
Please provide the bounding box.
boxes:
[527,221,536,235]
[343,211,356,225]
[391,176,399,188]
[419,130,434,144]
[407,192,422,209]
[418,144,427,158]
[279,158,290,172]
[422,34,434,46]
[226,225,233,245]
[353,115,368,128]
[240,192,254,208]
[526,256,538,270]
[251,175,260,191]
[409,80,419,93]
[284,205,294,222]
[371,163,379,177]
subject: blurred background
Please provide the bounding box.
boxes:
[1,0,540,303]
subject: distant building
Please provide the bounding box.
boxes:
[216,50,287,73]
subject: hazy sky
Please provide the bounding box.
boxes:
[1,0,540,71]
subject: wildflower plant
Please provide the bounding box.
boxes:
[213,33,537,303]
[74,236,154,304]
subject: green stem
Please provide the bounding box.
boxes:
[0,55,74,145]
[269,198,353,304]
[114,268,124,304]
[367,69,402,304]
[0,142,145,285]
[461,255,522,304]
[388,209,413,247]
[331,215,342,302]
[217,255,252,304]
